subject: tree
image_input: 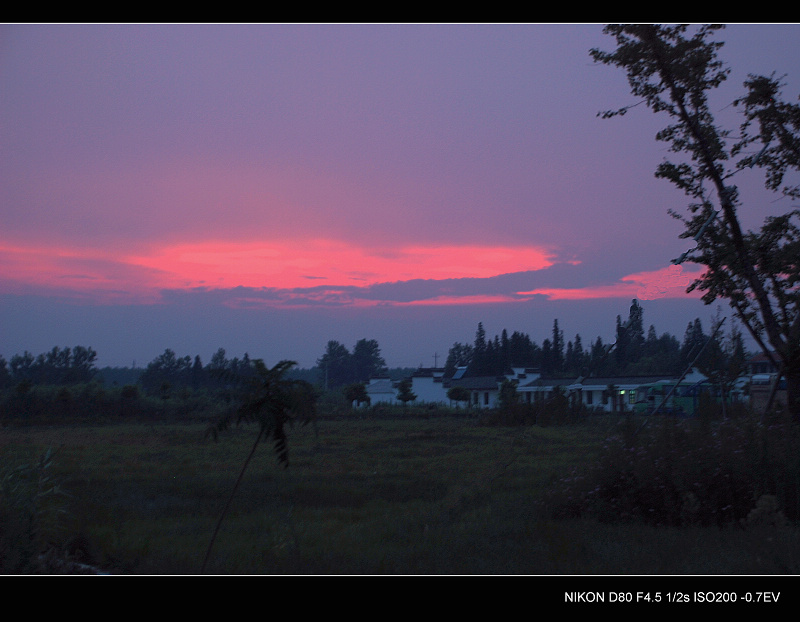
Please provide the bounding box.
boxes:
[68,346,98,383]
[497,378,520,410]
[316,340,352,390]
[140,349,192,394]
[540,338,554,375]
[591,24,800,417]
[551,319,565,374]
[696,310,749,417]
[351,338,387,383]
[446,385,471,408]
[343,382,370,409]
[444,342,473,378]
[681,318,708,368]
[396,378,416,406]
[468,322,489,375]
[626,299,645,363]
[191,355,204,389]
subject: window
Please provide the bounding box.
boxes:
[585,390,593,405]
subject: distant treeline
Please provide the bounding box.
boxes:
[1,346,99,387]
[0,298,747,398]
[445,300,747,381]
[0,344,410,396]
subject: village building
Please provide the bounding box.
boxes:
[409,367,447,404]
[747,352,788,413]
[518,369,709,414]
[364,376,400,406]
[362,356,769,416]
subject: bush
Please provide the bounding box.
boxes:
[0,448,70,573]
[546,411,800,527]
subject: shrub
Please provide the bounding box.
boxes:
[0,448,70,573]
[546,411,800,527]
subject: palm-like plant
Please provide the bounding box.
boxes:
[201,359,316,573]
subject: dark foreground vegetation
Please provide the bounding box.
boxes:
[2,386,800,574]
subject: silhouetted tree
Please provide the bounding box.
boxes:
[554,320,566,373]
[681,318,707,369]
[444,342,473,378]
[317,340,352,390]
[140,349,192,394]
[592,24,800,417]
[351,338,387,383]
[343,382,370,409]
[203,359,316,573]
[447,385,471,408]
[396,378,416,406]
[697,311,749,416]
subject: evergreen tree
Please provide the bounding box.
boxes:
[614,315,629,373]
[627,299,646,363]
[541,338,553,376]
[681,319,707,369]
[551,319,564,374]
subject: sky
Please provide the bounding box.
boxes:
[2,23,800,370]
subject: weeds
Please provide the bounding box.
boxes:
[0,447,74,573]
[3,410,800,574]
[546,410,800,528]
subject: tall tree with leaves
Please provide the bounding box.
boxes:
[591,24,800,417]
[317,340,352,390]
[444,342,474,378]
[351,338,387,383]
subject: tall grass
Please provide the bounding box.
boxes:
[546,409,800,529]
[2,413,799,574]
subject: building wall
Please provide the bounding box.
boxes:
[411,375,449,404]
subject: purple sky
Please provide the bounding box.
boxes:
[2,23,800,369]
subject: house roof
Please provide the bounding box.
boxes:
[366,378,396,394]
[445,376,502,390]
[411,367,445,378]
[520,374,688,389]
[748,352,777,363]
[450,367,468,380]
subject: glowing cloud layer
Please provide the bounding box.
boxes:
[517,264,704,301]
[0,239,557,304]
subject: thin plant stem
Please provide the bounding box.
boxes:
[201,429,263,574]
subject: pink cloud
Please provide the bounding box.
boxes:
[0,238,555,303]
[624,264,702,300]
[517,264,705,301]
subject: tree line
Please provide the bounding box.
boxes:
[0,346,98,387]
[0,300,748,397]
[443,300,748,382]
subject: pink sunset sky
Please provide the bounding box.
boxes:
[2,23,799,369]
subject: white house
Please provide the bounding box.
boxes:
[409,367,449,404]
[401,366,542,409]
[365,377,400,405]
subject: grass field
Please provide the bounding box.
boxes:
[2,413,800,574]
